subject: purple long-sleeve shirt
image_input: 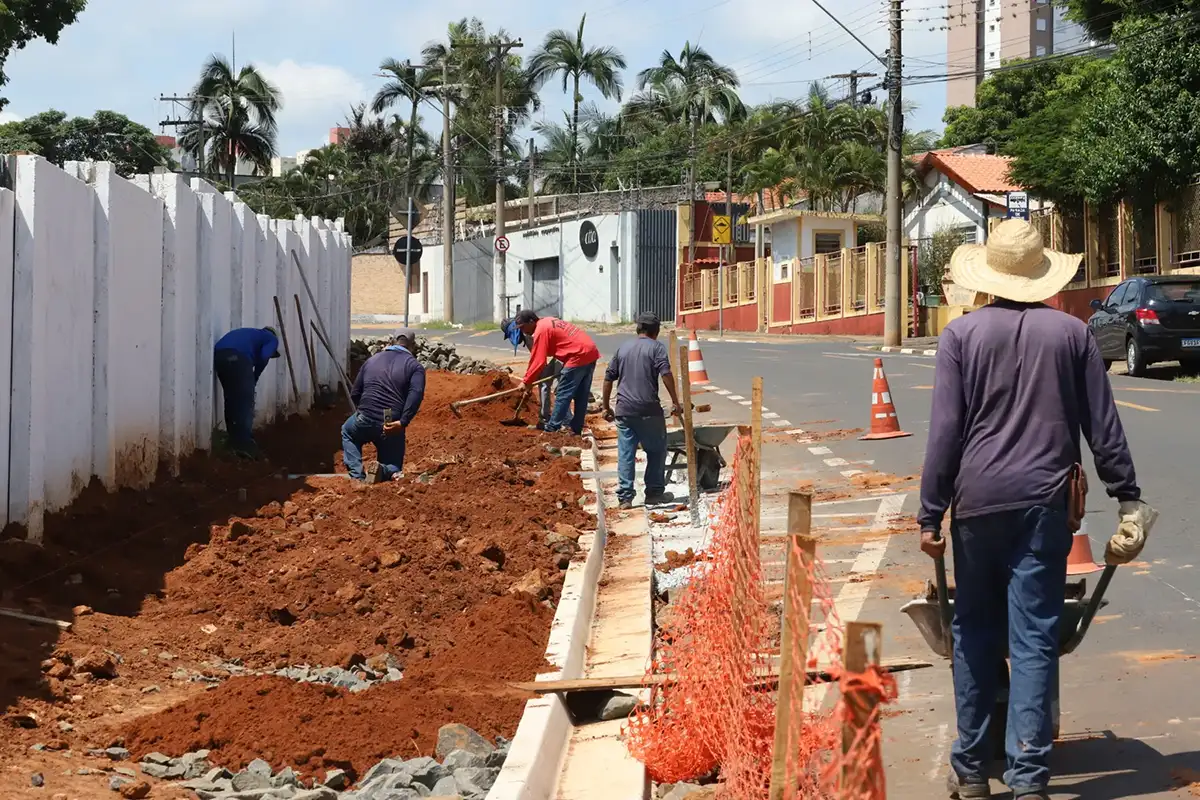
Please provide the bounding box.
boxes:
[918,301,1140,532]
[351,347,426,426]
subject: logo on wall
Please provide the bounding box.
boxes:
[579,220,599,259]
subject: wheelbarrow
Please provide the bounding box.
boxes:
[665,424,737,492]
[901,561,1116,743]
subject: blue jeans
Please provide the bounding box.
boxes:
[616,415,668,503]
[950,499,1071,793]
[341,412,407,481]
[545,362,596,434]
[215,348,256,446]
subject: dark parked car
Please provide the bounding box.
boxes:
[1088,276,1200,376]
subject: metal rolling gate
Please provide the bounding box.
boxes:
[635,209,677,322]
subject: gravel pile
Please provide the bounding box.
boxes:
[350,337,506,376]
[130,723,507,799]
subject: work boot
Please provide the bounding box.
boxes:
[644,491,676,506]
[364,461,383,484]
[946,772,991,799]
[1012,792,1050,800]
[617,499,634,510]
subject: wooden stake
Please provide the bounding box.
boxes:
[310,322,357,412]
[679,343,700,526]
[668,330,680,393]
[751,377,763,542]
[841,621,884,796]
[768,492,816,800]
[272,296,301,405]
[294,294,319,395]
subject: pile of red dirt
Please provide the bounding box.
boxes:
[121,593,553,780]
[0,370,594,788]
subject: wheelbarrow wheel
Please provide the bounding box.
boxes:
[696,448,722,492]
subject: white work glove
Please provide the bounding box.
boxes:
[1105,500,1159,565]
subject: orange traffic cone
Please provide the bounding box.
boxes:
[1066,530,1103,575]
[687,330,710,386]
[860,358,911,440]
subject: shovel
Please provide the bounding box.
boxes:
[500,388,533,427]
[449,374,554,419]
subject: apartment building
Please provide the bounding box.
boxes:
[946,0,1089,107]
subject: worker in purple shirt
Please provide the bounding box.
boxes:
[921,220,1158,800]
[214,326,280,458]
[343,328,426,483]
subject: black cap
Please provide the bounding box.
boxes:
[514,309,538,325]
[636,312,660,327]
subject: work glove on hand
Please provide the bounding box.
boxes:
[1105,500,1159,565]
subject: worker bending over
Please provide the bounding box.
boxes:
[514,309,600,435]
[601,313,682,509]
[343,329,426,483]
[920,220,1156,800]
[214,326,281,458]
[502,317,562,426]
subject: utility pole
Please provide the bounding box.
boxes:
[401,59,418,329]
[829,70,878,106]
[884,0,904,347]
[159,94,204,179]
[489,39,523,322]
[442,60,456,323]
[719,147,734,337]
[528,138,537,227]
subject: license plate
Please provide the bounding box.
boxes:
[1184,339,1200,348]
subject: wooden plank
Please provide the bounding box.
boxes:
[510,657,929,695]
[768,492,816,800]
[679,343,699,526]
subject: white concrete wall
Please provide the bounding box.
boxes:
[904,171,1001,244]
[1,155,352,540]
[771,219,800,279]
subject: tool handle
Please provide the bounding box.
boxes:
[929,528,954,657]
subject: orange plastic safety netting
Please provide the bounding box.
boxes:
[624,434,896,799]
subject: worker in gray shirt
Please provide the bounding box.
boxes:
[920,220,1158,800]
[601,313,683,509]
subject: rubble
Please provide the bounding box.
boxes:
[350,336,506,376]
[132,724,506,800]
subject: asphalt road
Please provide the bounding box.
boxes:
[437,328,1200,798]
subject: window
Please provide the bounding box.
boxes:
[781,264,789,280]
[1035,45,1047,56]
[1036,18,1047,31]
[1105,283,1130,307]
[814,232,844,254]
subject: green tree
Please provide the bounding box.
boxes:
[182,54,282,185]
[371,58,439,201]
[634,42,744,131]
[0,0,87,110]
[0,109,172,175]
[528,14,626,189]
[941,58,1086,152]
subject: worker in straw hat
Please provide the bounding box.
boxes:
[918,219,1158,800]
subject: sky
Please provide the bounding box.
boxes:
[1,0,953,158]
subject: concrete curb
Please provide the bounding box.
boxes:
[486,434,609,800]
[871,345,939,356]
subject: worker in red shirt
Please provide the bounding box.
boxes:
[515,309,600,435]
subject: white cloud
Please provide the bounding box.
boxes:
[0,111,24,124]
[257,60,368,151]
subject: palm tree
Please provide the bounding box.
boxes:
[635,43,745,132]
[183,54,282,186]
[528,14,626,188]
[371,58,439,198]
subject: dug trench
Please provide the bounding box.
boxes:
[0,371,596,797]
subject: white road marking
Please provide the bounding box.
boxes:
[728,395,745,401]
[739,400,752,406]
[813,493,902,507]
[764,412,780,419]
[714,389,732,396]
[785,428,807,435]
[840,469,864,478]
[771,420,792,427]
[824,457,849,467]
[808,446,832,455]
[927,722,952,781]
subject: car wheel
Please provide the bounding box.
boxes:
[1126,337,1147,377]
[1181,358,1200,375]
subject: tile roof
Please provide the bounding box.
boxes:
[703,187,796,212]
[917,149,1023,194]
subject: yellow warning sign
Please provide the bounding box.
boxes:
[712,214,731,244]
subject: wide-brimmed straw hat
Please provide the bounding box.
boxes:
[948,218,1082,303]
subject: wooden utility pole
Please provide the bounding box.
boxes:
[884,0,904,347]
[528,138,537,227]
[159,94,205,179]
[441,60,456,323]
[829,70,878,106]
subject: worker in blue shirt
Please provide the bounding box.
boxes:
[214,326,280,457]
[343,328,427,483]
